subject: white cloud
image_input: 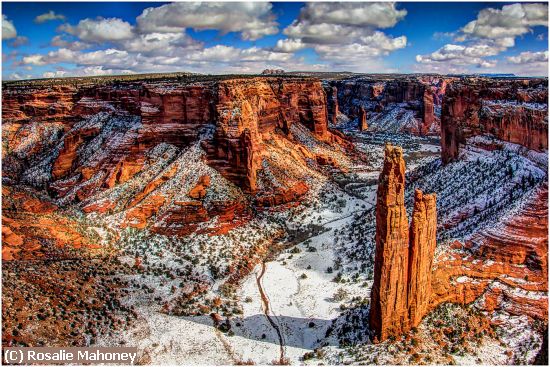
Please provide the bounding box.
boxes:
[461,3,548,40]
[291,2,406,29]
[279,2,407,69]
[136,2,278,40]
[34,11,66,24]
[507,51,548,64]
[23,48,136,71]
[60,17,134,42]
[2,14,17,40]
[23,43,309,76]
[273,38,306,53]
[42,70,67,78]
[50,35,90,50]
[415,3,549,74]
[121,32,200,54]
[23,54,46,66]
[316,32,407,61]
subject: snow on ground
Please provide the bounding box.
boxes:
[231,193,372,364]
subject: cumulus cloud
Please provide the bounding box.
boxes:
[461,3,548,40]
[121,32,201,54]
[284,2,407,45]
[273,38,306,53]
[50,35,90,50]
[280,2,407,69]
[43,66,134,78]
[415,3,549,74]
[23,43,308,76]
[507,51,548,64]
[34,10,66,24]
[2,14,17,40]
[290,2,406,30]
[60,17,134,42]
[23,48,136,71]
[316,32,407,61]
[136,2,278,40]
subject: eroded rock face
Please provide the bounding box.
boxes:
[3,76,344,240]
[441,79,548,164]
[328,76,443,135]
[371,145,439,341]
[370,144,410,341]
[3,77,331,196]
[408,190,437,326]
[325,85,339,125]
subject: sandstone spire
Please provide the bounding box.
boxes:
[408,189,437,326]
[358,107,368,131]
[370,143,410,341]
[370,144,438,341]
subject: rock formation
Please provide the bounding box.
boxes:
[370,144,411,340]
[325,85,339,125]
[407,190,437,326]
[441,79,548,164]
[421,89,435,135]
[372,142,547,342]
[358,107,368,131]
[2,76,349,240]
[328,76,441,135]
[370,144,438,341]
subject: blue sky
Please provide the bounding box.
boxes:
[2,2,548,79]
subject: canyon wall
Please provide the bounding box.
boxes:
[371,143,548,342]
[3,77,330,196]
[441,79,548,164]
[370,144,437,341]
[3,76,344,243]
[328,77,441,134]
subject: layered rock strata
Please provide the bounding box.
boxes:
[441,79,548,164]
[328,76,440,134]
[3,76,349,240]
[3,77,331,196]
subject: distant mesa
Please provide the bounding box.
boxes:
[261,68,285,75]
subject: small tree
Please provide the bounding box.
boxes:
[333,288,348,302]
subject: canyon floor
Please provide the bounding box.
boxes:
[88,131,544,365]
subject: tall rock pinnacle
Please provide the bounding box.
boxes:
[408,189,437,326]
[370,144,410,341]
[370,144,438,342]
[358,107,368,131]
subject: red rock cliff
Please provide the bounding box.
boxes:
[407,189,437,326]
[3,77,331,197]
[441,79,548,164]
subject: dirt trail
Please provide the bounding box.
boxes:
[256,262,286,364]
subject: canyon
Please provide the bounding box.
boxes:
[2,73,548,365]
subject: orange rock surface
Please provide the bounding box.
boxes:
[408,189,437,326]
[370,144,411,341]
[188,175,211,199]
[358,107,368,131]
